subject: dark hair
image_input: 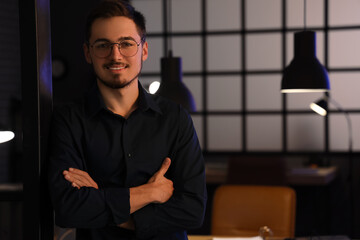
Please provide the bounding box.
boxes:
[85,0,146,43]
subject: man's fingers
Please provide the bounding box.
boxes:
[157,157,171,176]
[64,171,89,187]
[63,169,99,189]
[69,168,95,186]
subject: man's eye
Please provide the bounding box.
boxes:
[121,41,134,48]
[95,43,110,49]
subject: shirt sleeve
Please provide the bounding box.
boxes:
[47,107,131,228]
[132,106,207,239]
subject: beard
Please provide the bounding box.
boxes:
[96,60,143,89]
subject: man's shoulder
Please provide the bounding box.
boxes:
[148,93,183,114]
[52,98,87,119]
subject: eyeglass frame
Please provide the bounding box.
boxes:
[87,37,145,58]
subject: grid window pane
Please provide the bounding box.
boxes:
[206,0,241,31]
[329,0,360,26]
[207,35,241,71]
[329,72,360,109]
[286,0,324,28]
[287,115,324,151]
[329,114,356,151]
[142,37,163,73]
[183,76,203,112]
[132,0,162,33]
[171,0,201,32]
[172,36,202,72]
[246,0,281,30]
[246,33,281,70]
[207,76,241,111]
[286,31,325,66]
[191,115,204,149]
[329,30,360,68]
[208,116,242,151]
[246,74,282,111]
[287,92,324,110]
[247,115,282,151]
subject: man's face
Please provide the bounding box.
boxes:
[84,16,148,89]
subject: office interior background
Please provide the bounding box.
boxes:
[1,0,360,239]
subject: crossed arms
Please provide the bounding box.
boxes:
[62,157,174,230]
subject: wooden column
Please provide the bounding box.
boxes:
[19,0,53,239]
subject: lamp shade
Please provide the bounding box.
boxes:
[310,98,328,116]
[156,53,196,112]
[281,31,330,93]
[0,129,15,144]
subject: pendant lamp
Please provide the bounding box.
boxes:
[155,0,196,112]
[281,0,330,93]
[0,124,15,144]
[281,31,330,93]
[157,51,196,111]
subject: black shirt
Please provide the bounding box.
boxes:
[48,83,207,240]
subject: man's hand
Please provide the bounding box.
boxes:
[146,157,174,203]
[129,157,174,213]
[63,168,99,189]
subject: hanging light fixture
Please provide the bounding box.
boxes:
[281,0,330,93]
[155,0,196,112]
[0,124,15,144]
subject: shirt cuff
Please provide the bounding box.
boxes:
[133,204,158,239]
[104,187,130,224]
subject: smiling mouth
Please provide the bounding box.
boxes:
[108,66,126,70]
[105,63,128,70]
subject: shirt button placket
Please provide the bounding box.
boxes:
[123,120,132,160]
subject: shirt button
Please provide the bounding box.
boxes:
[128,153,131,158]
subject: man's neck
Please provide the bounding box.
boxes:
[97,79,139,119]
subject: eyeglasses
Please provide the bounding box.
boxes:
[90,39,141,58]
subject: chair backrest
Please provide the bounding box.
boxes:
[211,185,296,238]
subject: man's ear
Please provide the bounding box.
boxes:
[83,43,92,64]
[141,41,148,62]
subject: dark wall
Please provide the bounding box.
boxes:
[50,0,99,105]
[0,1,21,182]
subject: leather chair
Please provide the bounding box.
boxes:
[211,185,296,238]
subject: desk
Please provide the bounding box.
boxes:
[188,236,212,240]
[286,166,337,186]
[188,236,265,240]
[206,162,337,186]
[189,236,350,240]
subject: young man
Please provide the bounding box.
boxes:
[48,0,207,239]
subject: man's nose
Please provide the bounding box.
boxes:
[110,44,123,59]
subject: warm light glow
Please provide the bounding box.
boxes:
[0,131,15,144]
[281,89,328,93]
[149,81,160,94]
[310,103,327,116]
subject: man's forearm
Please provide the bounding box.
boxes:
[129,183,156,213]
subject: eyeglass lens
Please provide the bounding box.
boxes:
[92,40,139,58]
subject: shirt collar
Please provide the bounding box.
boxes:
[85,81,162,118]
[137,82,162,114]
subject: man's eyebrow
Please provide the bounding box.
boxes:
[92,36,138,44]
[118,36,137,42]
[93,38,111,44]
